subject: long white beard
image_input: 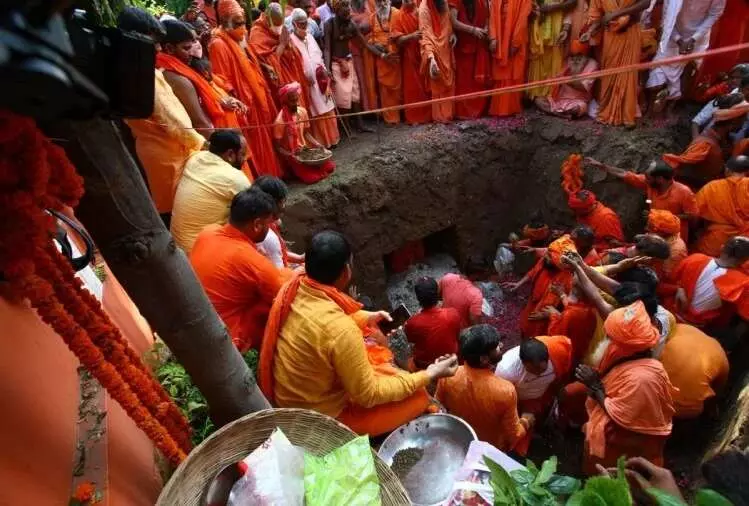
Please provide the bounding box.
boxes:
[589,338,610,370]
[376,3,391,23]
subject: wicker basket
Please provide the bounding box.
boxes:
[157,408,411,505]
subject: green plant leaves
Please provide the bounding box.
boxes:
[537,456,558,485]
[647,489,687,506]
[547,475,582,496]
[695,489,732,506]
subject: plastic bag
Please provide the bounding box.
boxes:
[493,246,515,276]
[304,436,381,506]
[445,441,524,506]
[227,428,305,506]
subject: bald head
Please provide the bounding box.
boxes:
[727,155,749,175]
[721,236,749,266]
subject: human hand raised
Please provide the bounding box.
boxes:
[426,354,459,380]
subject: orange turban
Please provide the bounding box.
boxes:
[547,234,577,268]
[569,39,590,56]
[713,101,749,123]
[523,224,551,242]
[599,301,659,371]
[647,210,681,237]
[218,0,244,22]
[567,190,597,214]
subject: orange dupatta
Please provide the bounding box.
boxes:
[156,53,226,124]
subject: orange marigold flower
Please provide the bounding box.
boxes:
[72,482,96,502]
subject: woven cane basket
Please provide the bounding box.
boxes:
[157,408,411,505]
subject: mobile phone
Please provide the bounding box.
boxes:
[379,304,411,334]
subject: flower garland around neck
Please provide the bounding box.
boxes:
[0,111,190,465]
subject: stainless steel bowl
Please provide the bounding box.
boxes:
[378,414,477,506]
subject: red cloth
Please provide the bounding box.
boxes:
[190,224,283,351]
[439,273,484,328]
[693,0,749,89]
[281,155,336,184]
[404,307,461,369]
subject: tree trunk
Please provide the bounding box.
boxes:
[55,117,270,427]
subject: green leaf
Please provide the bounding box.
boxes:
[646,488,687,506]
[484,456,520,506]
[584,476,633,506]
[511,469,535,486]
[547,475,582,496]
[567,490,607,506]
[536,456,558,485]
[526,459,540,479]
[519,486,549,506]
[695,489,733,506]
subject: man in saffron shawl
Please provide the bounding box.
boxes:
[646,210,688,300]
[393,0,433,124]
[448,0,490,118]
[576,301,675,474]
[535,39,598,118]
[568,190,625,251]
[250,3,312,110]
[209,0,283,178]
[273,82,336,184]
[288,8,340,147]
[488,0,532,116]
[664,97,749,190]
[583,0,649,126]
[259,231,460,436]
[369,0,403,124]
[419,0,456,122]
[692,156,749,256]
[503,235,577,337]
[526,0,577,100]
[670,236,749,329]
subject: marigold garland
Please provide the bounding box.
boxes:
[0,111,190,465]
[560,153,584,196]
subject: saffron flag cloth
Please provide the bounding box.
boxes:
[392,6,432,124]
[489,0,532,116]
[693,175,749,257]
[419,0,456,122]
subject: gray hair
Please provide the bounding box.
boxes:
[291,7,308,22]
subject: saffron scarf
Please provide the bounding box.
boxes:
[156,52,226,123]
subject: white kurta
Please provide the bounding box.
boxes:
[646,0,725,99]
[290,32,336,118]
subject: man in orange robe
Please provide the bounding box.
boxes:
[190,189,284,351]
[437,325,535,453]
[663,99,749,189]
[250,3,312,110]
[259,231,460,436]
[209,0,283,178]
[547,281,598,363]
[647,210,688,301]
[419,0,456,122]
[488,0,531,116]
[669,236,749,328]
[693,156,749,256]
[351,0,379,112]
[503,235,577,337]
[449,0,490,118]
[370,0,402,124]
[393,0,433,124]
[587,158,697,242]
[568,190,625,251]
[576,301,675,474]
[585,0,649,126]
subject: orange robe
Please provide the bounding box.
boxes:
[250,16,312,111]
[577,203,625,251]
[489,0,532,116]
[519,258,573,337]
[663,131,727,190]
[693,176,749,256]
[352,7,379,111]
[369,8,403,124]
[587,0,641,126]
[449,0,491,118]
[436,365,528,452]
[419,0,456,122]
[209,30,282,178]
[734,138,749,157]
[583,358,674,475]
[656,235,688,300]
[622,173,697,242]
[392,6,432,124]
[548,302,598,363]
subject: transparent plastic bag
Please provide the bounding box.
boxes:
[493,246,515,276]
[227,428,304,506]
[445,441,524,506]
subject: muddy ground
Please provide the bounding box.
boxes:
[281,111,726,483]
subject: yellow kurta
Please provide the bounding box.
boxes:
[125,69,205,213]
[527,5,565,98]
[273,282,430,417]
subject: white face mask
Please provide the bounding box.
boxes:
[188,40,203,59]
[271,24,283,34]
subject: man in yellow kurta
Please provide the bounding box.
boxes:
[119,8,205,221]
[259,231,459,436]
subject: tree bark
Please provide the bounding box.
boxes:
[55,117,270,427]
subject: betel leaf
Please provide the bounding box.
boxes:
[695,489,733,506]
[547,475,582,496]
[646,488,687,506]
[485,456,521,506]
[527,459,541,479]
[536,456,559,485]
[511,469,536,486]
[583,477,633,506]
[566,490,608,506]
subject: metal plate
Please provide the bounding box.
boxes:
[378,414,477,506]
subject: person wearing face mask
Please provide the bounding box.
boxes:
[585,158,697,243]
[288,8,340,148]
[250,2,312,110]
[209,0,284,178]
[436,324,536,454]
[171,130,252,254]
[190,188,284,352]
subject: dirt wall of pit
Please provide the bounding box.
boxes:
[283,114,691,302]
